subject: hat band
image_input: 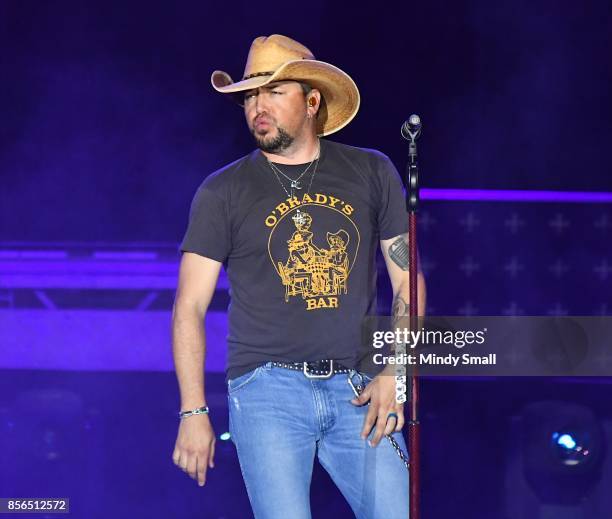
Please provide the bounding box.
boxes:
[242,71,274,80]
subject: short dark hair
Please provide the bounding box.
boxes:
[299,82,313,97]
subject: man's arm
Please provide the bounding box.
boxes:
[381,232,426,319]
[351,232,426,447]
[172,252,223,487]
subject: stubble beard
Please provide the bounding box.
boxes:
[251,125,294,154]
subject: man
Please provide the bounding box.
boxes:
[172,34,426,518]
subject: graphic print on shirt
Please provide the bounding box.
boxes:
[266,193,360,311]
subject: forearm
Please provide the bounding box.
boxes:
[382,274,426,374]
[379,284,411,375]
[391,272,426,322]
[391,283,410,323]
[172,304,208,409]
[384,233,427,317]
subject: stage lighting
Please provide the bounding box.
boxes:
[220,432,231,441]
[554,433,576,450]
[552,431,595,467]
[522,401,606,506]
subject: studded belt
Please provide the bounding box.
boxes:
[270,359,351,379]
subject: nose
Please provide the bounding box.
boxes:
[254,96,265,114]
[254,90,270,114]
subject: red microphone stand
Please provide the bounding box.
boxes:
[402,116,422,519]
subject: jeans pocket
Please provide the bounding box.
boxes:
[227,366,263,394]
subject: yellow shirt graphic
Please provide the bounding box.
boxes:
[267,194,361,310]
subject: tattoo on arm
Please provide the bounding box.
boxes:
[388,235,409,271]
[391,294,410,354]
[392,294,410,321]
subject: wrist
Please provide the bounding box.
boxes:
[381,363,405,377]
[178,405,209,420]
[180,398,207,411]
[381,364,396,376]
[180,403,207,412]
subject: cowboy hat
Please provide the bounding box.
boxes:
[211,34,360,137]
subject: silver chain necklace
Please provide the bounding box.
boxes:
[268,158,315,191]
[266,141,321,198]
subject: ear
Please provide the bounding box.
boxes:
[307,89,322,116]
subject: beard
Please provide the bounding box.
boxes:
[251,125,294,153]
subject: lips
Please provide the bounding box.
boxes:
[254,117,272,130]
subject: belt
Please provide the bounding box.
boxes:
[270,359,351,379]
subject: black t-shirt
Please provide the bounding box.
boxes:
[180,138,408,380]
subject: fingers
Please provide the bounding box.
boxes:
[383,411,399,436]
[173,444,214,486]
[360,403,377,439]
[173,451,189,475]
[367,406,405,447]
[394,408,405,432]
[370,408,389,447]
[187,456,198,481]
[196,456,206,487]
[173,417,216,486]
[209,438,216,469]
[350,384,372,406]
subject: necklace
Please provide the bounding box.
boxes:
[268,159,315,191]
[267,140,321,198]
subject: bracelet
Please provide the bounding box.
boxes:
[178,405,209,419]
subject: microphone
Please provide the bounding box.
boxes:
[401,114,421,141]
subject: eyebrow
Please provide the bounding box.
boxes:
[245,82,292,95]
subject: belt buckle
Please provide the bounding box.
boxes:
[303,360,334,379]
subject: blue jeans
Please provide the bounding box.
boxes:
[228,362,409,519]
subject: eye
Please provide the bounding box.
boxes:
[244,93,256,101]
[271,90,282,95]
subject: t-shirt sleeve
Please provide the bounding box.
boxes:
[179,182,231,262]
[377,154,409,240]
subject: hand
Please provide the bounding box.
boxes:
[172,413,216,486]
[350,374,404,447]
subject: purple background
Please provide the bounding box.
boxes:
[1,1,611,242]
[1,1,611,518]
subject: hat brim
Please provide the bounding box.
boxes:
[211,59,360,137]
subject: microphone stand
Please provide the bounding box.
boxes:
[401,116,421,519]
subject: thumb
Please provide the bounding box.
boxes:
[350,387,371,406]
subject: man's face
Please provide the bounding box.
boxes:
[244,81,309,153]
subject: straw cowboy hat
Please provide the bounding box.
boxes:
[211,34,360,137]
